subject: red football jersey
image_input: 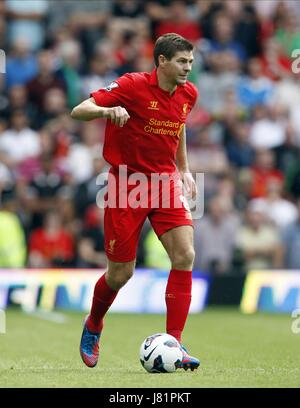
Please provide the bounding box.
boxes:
[91,69,198,175]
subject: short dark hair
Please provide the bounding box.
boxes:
[153,33,194,67]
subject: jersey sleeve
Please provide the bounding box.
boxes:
[90,74,134,108]
[190,82,199,109]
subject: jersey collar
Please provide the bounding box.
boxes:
[149,68,159,86]
[149,68,185,94]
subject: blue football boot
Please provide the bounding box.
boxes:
[179,345,200,371]
[80,317,101,368]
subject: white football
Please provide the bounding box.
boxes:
[139,333,183,373]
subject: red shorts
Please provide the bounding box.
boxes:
[104,168,193,262]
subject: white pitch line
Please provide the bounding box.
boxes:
[24,309,69,324]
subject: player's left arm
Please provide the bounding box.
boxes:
[176,124,197,199]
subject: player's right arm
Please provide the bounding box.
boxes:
[70,97,130,127]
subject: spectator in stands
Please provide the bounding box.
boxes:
[235,200,281,271]
[55,40,82,109]
[197,69,241,116]
[16,126,66,184]
[216,174,243,214]
[187,124,230,175]
[236,57,274,109]
[43,113,76,161]
[271,70,300,146]
[23,153,66,229]
[6,0,49,52]
[36,88,69,129]
[154,0,202,42]
[0,188,26,267]
[197,0,224,40]
[217,88,246,145]
[274,10,300,57]
[0,117,12,194]
[204,11,247,67]
[0,161,12,194]
[0,84,37,126]
[194,195,240,275]
[271,71,300,114]
[145,0,179,41]
[26,49,65,122]
[0,109,40,169]
[56,189,81,238]
[272,123,299,175]
[0,2,6,50]
[226,119,255,168]
[249,104,287,149]
[76,204,106,268]
[284,151,300,200]
[143,227,171,270]
[188,123,231,199]
[112,29,148,76]
[249,148,284,198]
[259,38,292,81]
[5,38,38,89]
[47,0,111,60]
[112,0,144,19]
[248,178,298,230]
[66,122,103,184]
[80,53,117,100]
[277,198,300,269]
[199,0,261,57]
[233,0,261,58]
[74,153,108,218]
[197,38,241,115]
[28,209,75,267]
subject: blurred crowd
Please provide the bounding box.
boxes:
[1,0,300,274]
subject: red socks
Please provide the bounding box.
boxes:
[86,274,118,334]
[87,269,192,341]
[165,269,192,343]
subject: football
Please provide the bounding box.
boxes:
[139,333,183,373]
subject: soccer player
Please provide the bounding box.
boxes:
[71,33,200,371]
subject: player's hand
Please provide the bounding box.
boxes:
[104,106,130,127]
[181,171,197,199]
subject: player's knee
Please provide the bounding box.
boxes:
[172,247,195,269]
[106,264,134,290]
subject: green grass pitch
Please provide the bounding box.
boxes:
[0,307,299,388]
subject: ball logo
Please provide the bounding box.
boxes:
[144,345,158,361]
[164,340,178,348]
[144,333,161,349]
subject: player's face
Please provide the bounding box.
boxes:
[162,50,194,85]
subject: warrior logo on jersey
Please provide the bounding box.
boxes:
[105,82,119,91]
[148,100,159,110]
